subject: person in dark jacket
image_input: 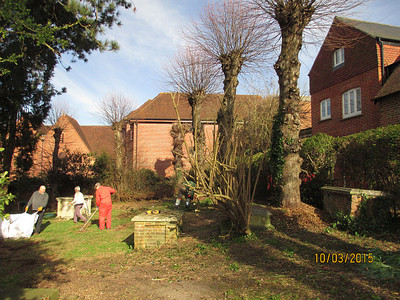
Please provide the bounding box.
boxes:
[175,180,196,208]
[25,185,49,234]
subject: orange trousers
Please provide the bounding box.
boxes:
[98,204,112,230]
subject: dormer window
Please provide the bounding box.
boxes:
[333,47,345,67]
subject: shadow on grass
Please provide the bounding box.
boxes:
[123,232,135,247]
[40,221,51,232]
[0,238,67,298]
[182,208,400,299]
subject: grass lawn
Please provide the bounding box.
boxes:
[0,199,399,299]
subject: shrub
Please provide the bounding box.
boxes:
[0,168,15,217]
[300,133,337,208]
[332,196,399,235]
[300,125,400,209]
[337,125,400,192]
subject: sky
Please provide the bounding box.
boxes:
[51,0,400,126]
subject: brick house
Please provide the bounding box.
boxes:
[124,92,312,177]
[309,17,400,137]
[29,115,114,176]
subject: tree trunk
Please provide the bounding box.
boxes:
[217,51,243,158]
[190,92,205,182]
[2,112,18,174]
[52,127,62,173]
[114,122,124,171]
[273,4,314,208]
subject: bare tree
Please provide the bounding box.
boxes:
[171,93,264,235]
[186,0,270,157]
[164,47,219,181]
[97,92,135,172]
[251,0,366,208]
[47,100,73,173]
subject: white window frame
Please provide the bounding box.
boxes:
[320,98,331,121]
[342,88,362,118]
[333,47,345,67]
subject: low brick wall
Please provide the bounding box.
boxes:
[131,210,184,249]
[321,186,387,219]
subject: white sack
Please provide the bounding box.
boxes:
[0,212,38,239]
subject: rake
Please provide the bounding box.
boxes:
[79,207,98,232]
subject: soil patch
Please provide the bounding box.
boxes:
[1,201,399,299]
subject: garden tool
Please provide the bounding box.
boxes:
[79,207,98,232]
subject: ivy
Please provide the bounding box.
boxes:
[269,108,285,190]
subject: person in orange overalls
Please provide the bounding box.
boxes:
[95,182,116,230]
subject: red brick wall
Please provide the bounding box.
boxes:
[310,27,378,95]
[128,122,218,177]
[310,22,400,137]
[311,68,381,136]
[29,122,91,176]
[131,122,175,177]
[378,93,400,126]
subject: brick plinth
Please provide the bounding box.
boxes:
[321,186,387,219]
[131,210,184,249]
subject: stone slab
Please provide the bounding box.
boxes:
[131,209,184,223]
[250,205,273,229]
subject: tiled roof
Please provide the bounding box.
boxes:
[127,93,312,130]
[80,126,115,155]
[57,115,114,155]
[336,17,400,41]
[126,93,262,121]
[375,64,400,100]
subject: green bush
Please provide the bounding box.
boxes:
[332,196,399,235]
[300,125,400,210]
[300,133,337,208]
[337,125,400,192]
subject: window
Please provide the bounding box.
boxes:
[342,88,361,118]
[333,48,344,67]
[320,99,331,120]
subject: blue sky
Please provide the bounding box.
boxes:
[51,0,400,125]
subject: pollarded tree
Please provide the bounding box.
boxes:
[186,0,269,158]
[46,100,73,173]
[97,92,135,173]
[164,47,219,181]
[251,0,366,208]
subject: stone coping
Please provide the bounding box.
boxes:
[321,186,387,196]
[131,209,184,223]
[56,196,92,202]
[252,204,272,216]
